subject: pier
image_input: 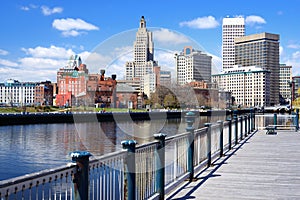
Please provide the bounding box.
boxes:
[0,110,299,199]
[167,129,300,199]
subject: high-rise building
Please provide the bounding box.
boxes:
[125,16,160,97]
[212,65,271,107]
[222,17,245,70]
[279,64,292,102]
[235,32,280,106]
[175,46,212,85]
[125,16,158,81]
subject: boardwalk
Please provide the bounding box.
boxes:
[166,130,300,200]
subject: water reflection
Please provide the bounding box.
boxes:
[0,114,228,180]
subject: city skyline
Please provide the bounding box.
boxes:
[0,0,299,82]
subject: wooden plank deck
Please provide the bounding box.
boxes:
[166,130,300,200]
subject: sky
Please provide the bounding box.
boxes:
[0,0,300,82]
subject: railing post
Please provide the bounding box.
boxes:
[250,108,254,131]
[244,115,248,137]
[240,116,243,140]
[121,140,137,200]
[154,133,167,200]
[226,118,232,150]
[248,113,251,134]
[253,108,256,130]
[204,123,212,167]
[233,110,238,145]
[70,151,92,200]
[185,111,196,181]
[217,120,224,157]
[274,113,277,129]
[295,109,299,131]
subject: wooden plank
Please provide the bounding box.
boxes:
[166,130,300,199]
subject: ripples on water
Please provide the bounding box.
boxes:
[0,116,227,180]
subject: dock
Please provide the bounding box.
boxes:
[166,129,300,199]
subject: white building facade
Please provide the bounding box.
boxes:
[280,64,292,101]
[0,79,37,106]
[212,65,271,107]
[222,17,245,70]
[175,46,212,85]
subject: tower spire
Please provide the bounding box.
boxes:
[140,16,146,28]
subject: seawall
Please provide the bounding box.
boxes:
[0,110,233,126]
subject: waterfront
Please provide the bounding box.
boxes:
[0,115,228,181]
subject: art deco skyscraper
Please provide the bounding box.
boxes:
[222,17,245,70]
[125,16,158,81]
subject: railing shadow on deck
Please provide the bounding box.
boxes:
[3,110,296,200]
[165,129,258,200]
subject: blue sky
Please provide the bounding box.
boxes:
[0,0,300,82]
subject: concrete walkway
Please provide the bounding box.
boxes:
[166,129,300,200]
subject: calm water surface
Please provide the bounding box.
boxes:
[0,115,227,180]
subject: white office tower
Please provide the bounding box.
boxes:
[125,16,158,93]
[222,17,245,70]
[175,46,212,85]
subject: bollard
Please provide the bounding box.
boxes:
[185,111,196,181]
[70,151,92,200]
[204,123,212,167]
[274,113,277,130]
[154,133,167,200]
[121,140,137,200]
[226,118,232,150]
[217,120,224,157]
[233,110,238,145]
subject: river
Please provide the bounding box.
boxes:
[0,115,227,181]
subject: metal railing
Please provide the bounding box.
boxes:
[0,110,256,200]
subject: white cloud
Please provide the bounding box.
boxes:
[281,50,300,76]
[22,45,75,59]
[287,44,300,49]
[245,15,266,25]
[0,59,18,67]
[209,54,222,74]
[20,6,30,11]
[18,57,65,70]
[41,6,63,16]
[179,16,219,29]
[292,51,300,59]
[0,45,83,82]
[280,46,284,56]
[52,18,99,37]
[153,28,191,45]
[20,4,38,11]
[0,49,9,56]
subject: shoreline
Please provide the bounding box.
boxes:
[0,110,233,126]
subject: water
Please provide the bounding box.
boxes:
[0,115,227,181]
